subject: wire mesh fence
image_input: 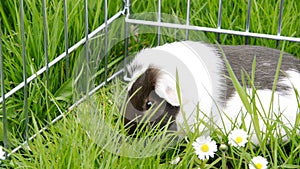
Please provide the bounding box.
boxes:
[0,0,299,159]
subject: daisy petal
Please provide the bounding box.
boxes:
[249,156,268,169]
[228,129,248,147]
[192,136,217,160]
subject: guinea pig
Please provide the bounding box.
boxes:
[122,41,300,144]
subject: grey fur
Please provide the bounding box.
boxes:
[217,45,300,102]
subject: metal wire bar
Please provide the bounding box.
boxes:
[84,0,90,95]
[0,11,123,104]
[125,18,300,42]
[63,0,70,79]
[124,0,130,69]
[104,0,108,82]
[157,0,161,45]
[122,0,130,15]
[185,0,190,40]
[7,69,123,157]
[124,22,129,64]
[0,19,8,156]
[42,0,49,111]
[20,0,29,142]
[276,0,284,48]
[245,0,252,44]
[217,0,222,43]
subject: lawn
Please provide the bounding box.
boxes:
[0,0,299,168]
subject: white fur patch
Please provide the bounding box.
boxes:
[222,70,300,144]
[124,65,148,91]
[279,69,300,93]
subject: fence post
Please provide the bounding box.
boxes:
[20,0,29,142]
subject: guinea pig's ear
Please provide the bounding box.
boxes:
[155,72,180,107]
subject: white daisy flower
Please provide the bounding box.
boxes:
[0,146,6,160]
[228,129,248,147]
[192,136,217,160]
[249,156,268,169]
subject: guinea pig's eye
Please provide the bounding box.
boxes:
[146,101,153,110]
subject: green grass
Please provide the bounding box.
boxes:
[5,77,300,168]
[0,0,300,168]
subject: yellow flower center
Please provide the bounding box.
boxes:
[255,163,263,169]
[201,144,209,152]
[235,136,243,144]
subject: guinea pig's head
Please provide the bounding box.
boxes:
[123,66,181,134]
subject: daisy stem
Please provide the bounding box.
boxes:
[220,144,228,169]
[222,151,226,169]
[195,158,208,168]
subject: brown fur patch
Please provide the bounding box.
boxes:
[125,67,180,134]
[128,67,160,111]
